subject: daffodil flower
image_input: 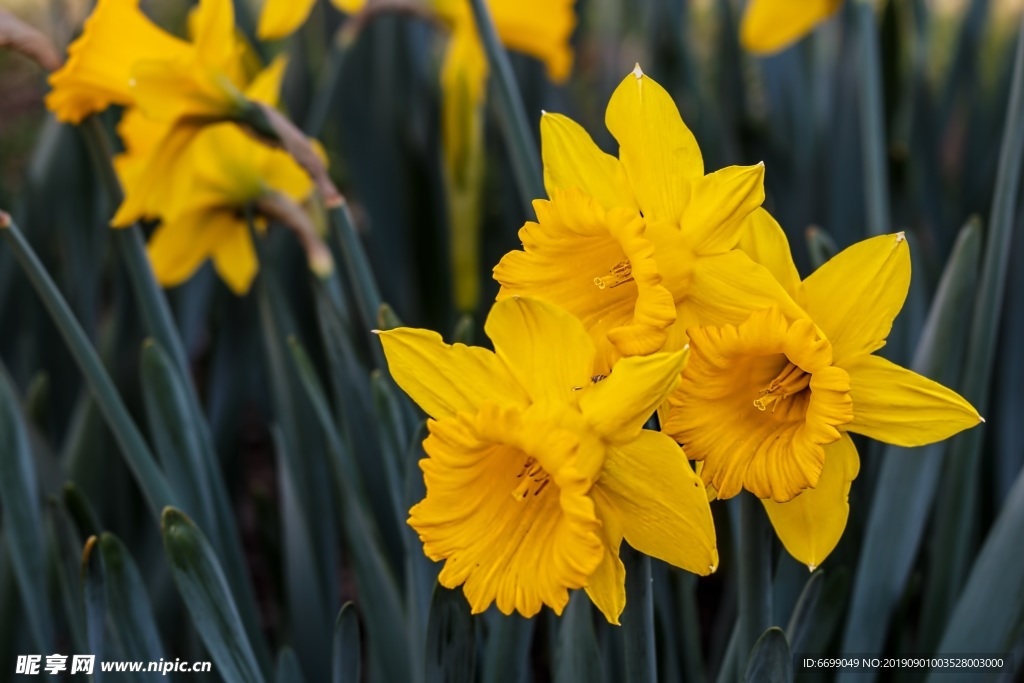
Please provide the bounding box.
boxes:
[379,296,718,623]
[494,66,802,374]
[740,0,844,55]
[662,228,983,568]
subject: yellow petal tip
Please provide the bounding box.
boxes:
[807,563,817,572]
[895,231,906,243]
[632,63,644,79]
[370,329,382,335]
[979,415,986,423]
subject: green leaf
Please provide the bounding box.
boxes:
[333,603,362,683]
[482,613,534,683]
[842,219,980,661]
[451,313,475,346]
[925,464,1024,683]
[98,532,166,679]
[81,536,107,683]
[805,227,838,270]
[785,570,824,656]
[161,508,266,683]
[621,545,657,683]
[0,365,53,651]
[742,628,792,683]
[276,648,308,683]
[555,591,603,683]
[425,585,476,683]
[140,339,215,535]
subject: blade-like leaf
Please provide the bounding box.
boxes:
[161,508,266,683]
[743,627,792,683]
[81,535,106,683]
[333,603,362,683]
[0,365,54,651]
[426,585,476,683]
[555,591,603,683]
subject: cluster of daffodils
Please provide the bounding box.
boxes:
[47,0,315,294]
[381,67,983,623]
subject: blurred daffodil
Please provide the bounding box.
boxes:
[662,230,983,568]
[145,121,315,295]
[740,0,843,54]
[257,0,362,41]
[380,296,717,623]
[494,66,801,374]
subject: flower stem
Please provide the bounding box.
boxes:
[854,0,891,235]
[621,544,657,683]
[737,492,772,675]
[0,215,174,519]
[467,0,545,213]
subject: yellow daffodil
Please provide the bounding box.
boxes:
[740,0,844,55]
[662,228,983,568]
[380,296,717,623]
[145,120,314,295]
[494,66,801,374]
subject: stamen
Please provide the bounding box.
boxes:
[753,362,810,413]
[593,260,634,289]
[511,456,552,501]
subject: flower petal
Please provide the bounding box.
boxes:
[257,0,316,40]
[605,66,703,223]
[579,349,686,444]
[584,487,625,625]
[598,431,718,576]
[146,208,233,287]
[683,163,765,255]
[490,0,576,82]
[740,0,843,55]
[736,208,801,298]
[762,432,859,569]
[378,328,529,419]
[243,53,288,106]
[540,112,635,210]
[484,296,595,404]
[211,223,258,295]
[799,233,910,363]
[678,250,804,331]
[844,354,983,445]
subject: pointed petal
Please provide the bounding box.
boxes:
[579,349,686,444]
[257,0,316,40]
[243,53,288,106]
[736,208,801,298]
[584,487,626,625]
[131,58,243,123]
[211,223,258,295]
[378,328,529,420]
[844,354,982,445]
[599,432,718,576]
[762,433,859,569]
[740,0,842,55]
[111,123,198,227]
[490,0,576,82]
[146,208,232,287]
[191,0,237,69]
[799,233,910,363]
[540,112,635,210]
[484,296,595,404]
[605,66,703,223]
[683,163,765,255]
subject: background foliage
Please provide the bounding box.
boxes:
[1,0,1024,681]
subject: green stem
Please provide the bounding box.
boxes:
[854,0,891,235]
[1,217,174,519]
[327,203,387,368]
[467,0,544,213]
[621,544,656,683]
[737,492,772,676]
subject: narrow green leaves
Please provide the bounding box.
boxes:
[425,585,476,683]
[742,628,792,683]
[0,366,53,652]
[333,603,362,683]
[98,533,166,675]
[161,508,266,683]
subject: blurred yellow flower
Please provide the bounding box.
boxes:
[662,230,983,568]
[257,0,362,41]
[145,120,314,294]
[494,66,801,374]
[380,296,717,623]
[740,0,844,54]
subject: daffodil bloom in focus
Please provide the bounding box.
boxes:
[662,228,983,568]
[379,296,717,622]
[740,0,843,54]
[494,66,801,375]
[145,120,314,295]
